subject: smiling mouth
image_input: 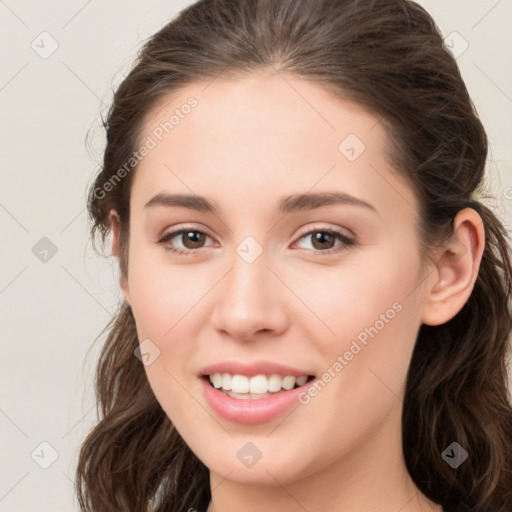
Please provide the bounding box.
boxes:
[201,374,316,399]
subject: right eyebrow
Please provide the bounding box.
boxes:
[144,193,219,214]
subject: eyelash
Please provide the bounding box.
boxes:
[156,225,356,257]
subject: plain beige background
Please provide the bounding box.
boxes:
[1,1,511,510]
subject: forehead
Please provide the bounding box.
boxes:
[131,72,417,224]
[141,72,384,157]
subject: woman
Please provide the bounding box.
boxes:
[76,0,512,511]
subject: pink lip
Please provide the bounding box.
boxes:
[199,360,314,378]
[200,376,317,424]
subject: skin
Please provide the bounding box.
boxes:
[109,70,485,512]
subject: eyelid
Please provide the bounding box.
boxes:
[294,223,354,240]
[290,225,355,254]
[158,223,215,240]
[157,223,356,255]
[158,223,352,243]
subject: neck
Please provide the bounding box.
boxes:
[208,400,443,512]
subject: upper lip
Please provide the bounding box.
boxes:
[200,360,315,378]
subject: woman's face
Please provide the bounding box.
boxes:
[115,72,430,486]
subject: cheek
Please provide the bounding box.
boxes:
[303,244,422,397]
[127,270,208,427]
[127,243,206,337]
[127,231,421,398]
[128,279,202,377]
[298,246,420,348]
[126,251,210,387]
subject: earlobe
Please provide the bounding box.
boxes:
[109,209,121,257]
[421,208,485,326]
[120,274,131,306]
[109,209,131,306]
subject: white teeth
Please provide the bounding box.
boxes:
[296,375,308,386]
[249,375,267,394]
[231,374,249,393]
[208,372,311,394]
[281,376,296,390]
[221,373,231,390]
[212,373,222,388]
[267,374,282,393]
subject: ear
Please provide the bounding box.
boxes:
[109,209,131,306]
[420,208,485,326]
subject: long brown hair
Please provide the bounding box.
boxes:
[77,1,512,510]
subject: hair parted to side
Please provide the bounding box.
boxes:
[78,1,512,511]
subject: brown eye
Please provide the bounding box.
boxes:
[157,228,214,255]
[310,231,337,250]
[157,226,355,257]
[294,228,355,255]
[179,230,207,249]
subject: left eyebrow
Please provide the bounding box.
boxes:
[143,191,378,215]
[277,191,378,215]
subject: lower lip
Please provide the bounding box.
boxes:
[200,376,316,425]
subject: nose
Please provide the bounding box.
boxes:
[210,249,290,342]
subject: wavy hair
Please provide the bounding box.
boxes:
[77,0,512,510]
